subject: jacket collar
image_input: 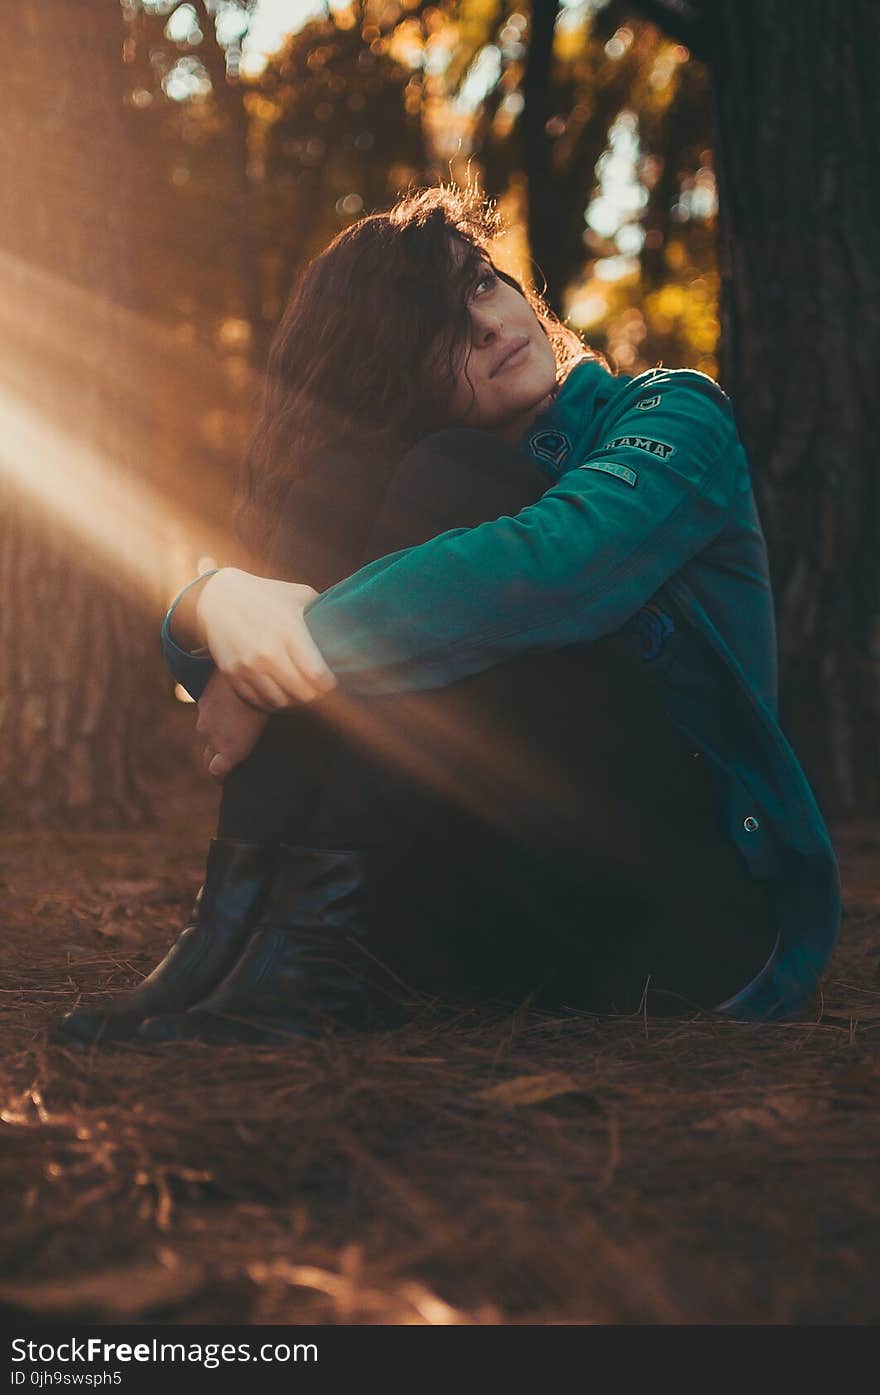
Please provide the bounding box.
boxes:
[524,358,628,480]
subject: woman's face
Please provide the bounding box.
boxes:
[446,261,559,442]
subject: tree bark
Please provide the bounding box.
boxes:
[0,0,164,827]
[709,0,880,815]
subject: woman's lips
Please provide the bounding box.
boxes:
[491,338,530,376]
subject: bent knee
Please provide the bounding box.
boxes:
[375,429,547,547]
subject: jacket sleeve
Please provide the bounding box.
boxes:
[304,376,745,695]
[160,574,216,701]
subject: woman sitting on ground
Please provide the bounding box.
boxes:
[55,186,838,1047]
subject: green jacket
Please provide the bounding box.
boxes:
[162,359,840,1020]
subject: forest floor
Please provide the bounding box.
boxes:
[2,714,879,1326]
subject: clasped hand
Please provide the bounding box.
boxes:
[192,569,337,780]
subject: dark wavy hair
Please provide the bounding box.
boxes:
[236,184,600,558]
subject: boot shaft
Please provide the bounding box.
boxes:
[192,839,279,931]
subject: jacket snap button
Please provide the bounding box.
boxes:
[743,816,760,833]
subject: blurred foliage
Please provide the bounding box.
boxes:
[120,0,719,381]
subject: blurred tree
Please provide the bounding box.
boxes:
[0,0,165,826]
[442,1,719,373]
[255,10,432,322]
[521,0,640,315]
[122,0,261,349]
[119,3,719,377]
[191,0,265,356]
[629,0,880,814]
[121,2,434,347]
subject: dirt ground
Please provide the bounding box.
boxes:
[2,729,879,1326]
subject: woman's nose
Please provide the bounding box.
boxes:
[470,305,503,344]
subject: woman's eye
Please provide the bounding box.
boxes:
[474,269,497,295]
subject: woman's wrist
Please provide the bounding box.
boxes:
[169,569,223,653]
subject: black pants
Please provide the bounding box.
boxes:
[217,431,777,1013]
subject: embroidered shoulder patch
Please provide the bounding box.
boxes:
[578,459,638,487]
[635,394,662,410]
[603,435,675,460]
[528,428,571,470]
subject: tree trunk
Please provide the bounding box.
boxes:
[0,0,164,827]
[709,0,880,815]
[522,0,563,311]
[192,0,269,365]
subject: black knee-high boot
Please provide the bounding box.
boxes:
[53,840,278,1044]
[137,844,406,1045]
